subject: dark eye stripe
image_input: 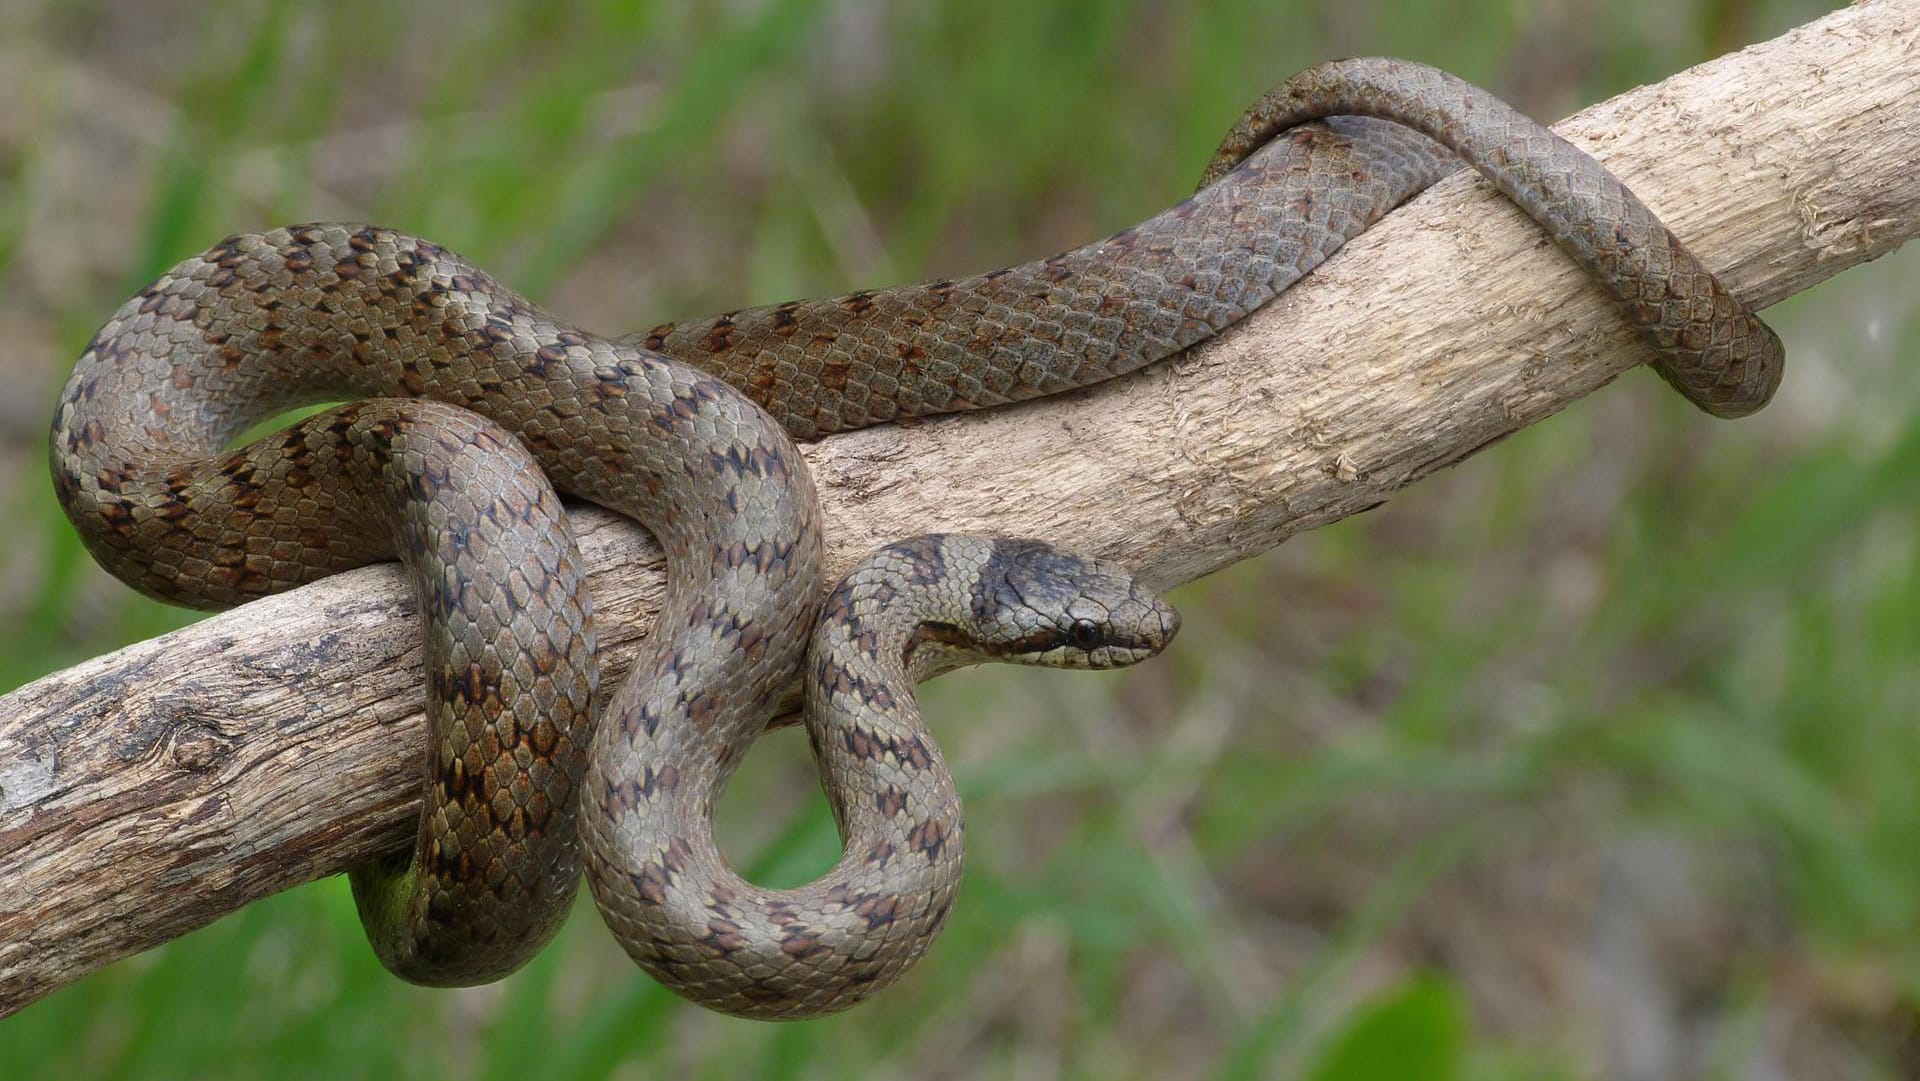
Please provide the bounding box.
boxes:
[902,621,971,667]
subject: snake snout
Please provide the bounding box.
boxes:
[1148,591,1181,650]
[1089,585,1179,669]
[1047,557,1179,670]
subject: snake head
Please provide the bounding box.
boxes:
[968,537,1179,670]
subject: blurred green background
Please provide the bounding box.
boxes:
[2,0,1914,1077]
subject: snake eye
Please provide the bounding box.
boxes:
[1066,619,1102,651]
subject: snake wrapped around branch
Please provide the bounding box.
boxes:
[48,58,1782,1019]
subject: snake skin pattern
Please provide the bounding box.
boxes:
[638,59,1781,438]
[49,59,1783,1016]
[50,225,824,986]
[591,534,1176,1017]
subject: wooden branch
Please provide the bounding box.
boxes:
[3,0,1916,1018]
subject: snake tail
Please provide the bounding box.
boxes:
[1202,57,1782,417]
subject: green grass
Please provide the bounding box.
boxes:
[4,1,1911,1078]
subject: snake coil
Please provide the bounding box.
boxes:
[51,59,1781,1017]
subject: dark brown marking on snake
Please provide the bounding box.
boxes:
[906,818,950,862]
[640,764,680,798]
[705,917,750,953]
[861,838,897,867]
[901,621,968,669]
[630,862,673,906]
[778,928,831,962]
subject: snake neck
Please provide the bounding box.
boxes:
[581,539,968,1020]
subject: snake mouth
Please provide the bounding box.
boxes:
[981,616,1178,669]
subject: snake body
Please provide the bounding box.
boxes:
[638,61,1779,437]
[595,534,1176,1016]
[50,60,1783,1015]
[51,226,824,985]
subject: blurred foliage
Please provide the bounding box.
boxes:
[3,0,1914,1078]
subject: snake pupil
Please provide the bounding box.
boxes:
[1067,620,1102,650]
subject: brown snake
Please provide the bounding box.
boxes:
[49,59,1783,1017]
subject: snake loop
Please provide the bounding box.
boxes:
[51,227,823,985]
[589,534,1177,1017]
[51,59,1783,1017]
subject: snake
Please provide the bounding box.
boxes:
[48,59,1784,1017]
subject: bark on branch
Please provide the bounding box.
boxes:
[3,0,1916,1018]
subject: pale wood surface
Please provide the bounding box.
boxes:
[3,0,1916,1017]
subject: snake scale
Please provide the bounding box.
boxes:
[49,59,1782,1018]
